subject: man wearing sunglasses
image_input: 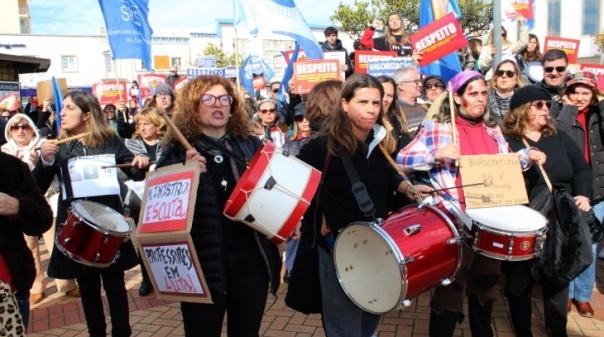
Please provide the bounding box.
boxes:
[539,49,568,117]
[267,81,292,125]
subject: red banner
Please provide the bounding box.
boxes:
[283,48,308,64]
[173,76,188,92]
[543,37,580,64]
[292,59,341,94]
[410,12,468,67]
[92,80,128,106]
[580,64,604,92]
[354,50,397,74]
[510,0,533,19]
[137,74,168,101]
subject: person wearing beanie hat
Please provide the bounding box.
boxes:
[555,71,604,316]
[398,70,544,337]
[501,83,592,335]
[148,83,175,116]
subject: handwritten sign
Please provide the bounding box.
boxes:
[138,162,200,234]
[459,154,528,208]
[354,50,397,74]
[292,59,341,94]
[410,12,468,67]
[367,57,415,77]
[544,37,580,64]
[137,236,212,304]
[580,64,604,92]
[510,0,533,19]
[92,80,128,106]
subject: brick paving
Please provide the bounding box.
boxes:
[26,242,604,337]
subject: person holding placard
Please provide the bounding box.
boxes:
[156,75,281,337]
[478,15,528,79]
[34,91,150,337]
[321,26,353,79]
[361,12,414,57]
[396,71,544,337]
[501,85,592,336]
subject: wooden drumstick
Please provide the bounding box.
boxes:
[34,132,91,150]
[448,83,459,168]
[101,161,156,169]
[156,107,194,151]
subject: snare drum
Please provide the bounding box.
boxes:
[463,205,547,261]
[56,200,132,268]
[223,142,321,243]
[333,205,461,314]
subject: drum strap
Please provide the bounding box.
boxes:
[198,134,249,166]
[339,150,377,221]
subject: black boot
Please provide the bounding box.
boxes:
[139,263,154,297]
[429,309,460,337]
[468,293,494,337]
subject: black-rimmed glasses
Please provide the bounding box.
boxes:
[543,66,567,73]
[496,70,516,78]
[200,94,233,107]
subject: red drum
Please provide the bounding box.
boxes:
[56,200,132,268]
[223,142,321,243]
[463,205,547,261]
[333,204,461,314]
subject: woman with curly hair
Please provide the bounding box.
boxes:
[157,75,281,337]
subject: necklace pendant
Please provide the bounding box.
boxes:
[214,154,224,164]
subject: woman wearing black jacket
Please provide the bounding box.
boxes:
[156,75,281,337]
[35,91,149,337]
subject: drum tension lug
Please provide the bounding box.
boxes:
[404,224,422,236]
[264,176,277,190]
[397,299,412,309]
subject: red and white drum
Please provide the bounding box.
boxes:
[223,142,321,243]
[463,205,547,261]
[56,200,132,268]
[333,204,461,314]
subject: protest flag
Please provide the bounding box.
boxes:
[279,42,300,97]
[51,76,63,130]
[419,0,462,83]
[232,0,322,60]
[239,55,255,96]
[98,0,154,70]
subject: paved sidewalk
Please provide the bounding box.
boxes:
[26,244,604,337]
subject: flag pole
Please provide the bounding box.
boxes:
[235,28,241,90]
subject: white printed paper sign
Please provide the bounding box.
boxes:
[67,155,119,198]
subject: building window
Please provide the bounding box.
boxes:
[171,57,181,68]
[61,56,78,72]
[547,0,561,37]
[104,55,112,73]
[262,39,295,79]
[583,0,600,35]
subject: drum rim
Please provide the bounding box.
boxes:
[71,200,132,235]
[465,205,547,232]
[333,221,406,314]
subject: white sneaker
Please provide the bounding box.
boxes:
[598,249,604,259]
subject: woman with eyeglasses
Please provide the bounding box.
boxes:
[253,99,288,149]
[156,75,281,337]
[487,59,524,124]
[555,71,604,318]
[421,75,446,106]
[501,85,592,337]
[34,91,151,337]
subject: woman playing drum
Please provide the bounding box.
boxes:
[156,75,281,337]
[34,91,150,337]
[396,71,544,337]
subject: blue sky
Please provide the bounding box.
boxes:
[29,0,356,35]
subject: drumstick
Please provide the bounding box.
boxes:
[156,107,194,151]
[101,161,156,169]
[34,132,91,150]
[448,83,459,168]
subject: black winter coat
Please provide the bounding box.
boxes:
[0,153,53,293]
[155,135,282,297]
[555,104,604,202]
[33,136,142,278]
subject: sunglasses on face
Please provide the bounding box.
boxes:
[272,88,279,93]
[260,108,276,114]
[543,66,567,73]
[104,109,116,113]
[496,70,516,77]
[200,94,233,107]
[10,124,32,131]
[1,115,9,120]
[425,82,444,90]
[531,100,552,110]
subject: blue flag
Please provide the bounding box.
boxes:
[239,55,256,95]
[279,42,300,96]
[51,76,63,130]
[419,0,462,83]
[233,0,322,60]
[98,0,153,70]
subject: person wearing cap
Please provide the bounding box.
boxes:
[397,71,544,337]
[487,59,524,124]
[147,83,175,116]
[555,71,603,317]
[281,102,312,284]
[501,84,592,336]
[538,49,569,117]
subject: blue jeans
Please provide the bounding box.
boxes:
[285,238,299,271]
[568,200,604,302]
[15,291,30,328]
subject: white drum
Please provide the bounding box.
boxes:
[463,205,547,261]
